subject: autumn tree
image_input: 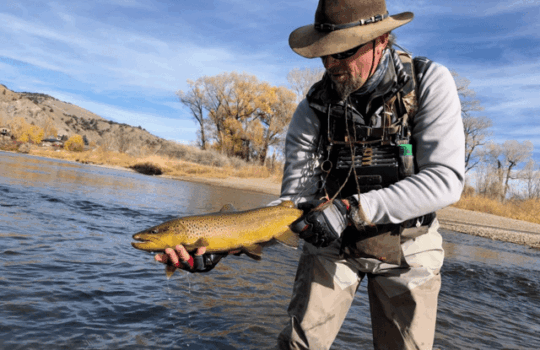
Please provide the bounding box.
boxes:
[8,117,44,143]
[451,71,492,173]
[256,84,297,164]
[287,67,325,102]
[178,72,296,164]
[64,134,84,152]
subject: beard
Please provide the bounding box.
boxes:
[328,70,365,101]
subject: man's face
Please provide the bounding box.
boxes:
[322,34,389,100]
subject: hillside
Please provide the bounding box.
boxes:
[0,84,168,156]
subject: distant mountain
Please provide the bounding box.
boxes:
[0,84,168,155]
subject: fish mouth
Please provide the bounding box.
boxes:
[131,232,162,251]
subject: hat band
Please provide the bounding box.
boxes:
[314,12,389,32]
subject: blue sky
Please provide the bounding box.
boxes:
[1,0,539,161]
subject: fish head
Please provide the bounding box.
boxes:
[131,220,186,252]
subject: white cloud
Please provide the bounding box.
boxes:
[0,10,280,95]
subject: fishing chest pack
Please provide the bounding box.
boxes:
[306,48,436,264]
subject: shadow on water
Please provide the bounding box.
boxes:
[1,152,540,349]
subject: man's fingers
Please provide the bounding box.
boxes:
[165,247,180,267]
[154,253,167,263]
[175,245,191,261]
[195,247,207,256]
[155,245,209,270]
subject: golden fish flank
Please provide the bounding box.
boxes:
[131,201,303,260]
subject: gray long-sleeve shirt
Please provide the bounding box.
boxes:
[277,60,465,225]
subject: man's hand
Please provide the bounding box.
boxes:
[155,245,228,273]
[290,199,350,248]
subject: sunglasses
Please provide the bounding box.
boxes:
[330,43,368,60]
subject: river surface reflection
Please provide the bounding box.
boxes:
[1,152,539,349]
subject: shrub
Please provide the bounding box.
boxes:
[64,135,84,152]
[130,162,163,175]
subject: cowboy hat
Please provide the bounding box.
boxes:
[289,0,413,58]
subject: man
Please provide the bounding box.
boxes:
[157,0,464,349]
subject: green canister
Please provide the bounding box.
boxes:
[399,144,414,177]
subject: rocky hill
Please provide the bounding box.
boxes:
[0,84,169,156]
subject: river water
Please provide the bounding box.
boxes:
[1,152,539,350]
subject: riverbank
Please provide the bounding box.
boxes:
[5,149,540,249]
[173,174,540,249]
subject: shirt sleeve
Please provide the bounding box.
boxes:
[268,99,324,206]
[357,62,465,224]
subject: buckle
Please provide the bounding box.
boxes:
[315,23,336,32]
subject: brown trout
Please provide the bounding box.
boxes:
[132,201,302,262]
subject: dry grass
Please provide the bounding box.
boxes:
[453,194,540,225]
[27,146,283,182]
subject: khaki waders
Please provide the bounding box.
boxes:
[278,220,444,350]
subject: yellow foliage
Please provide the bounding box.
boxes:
[8,117,45,143]
[64,134,84,152]
[182,72,296,163]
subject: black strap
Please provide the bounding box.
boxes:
[315,13,389,32]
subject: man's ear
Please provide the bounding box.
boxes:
[379,33,390,47]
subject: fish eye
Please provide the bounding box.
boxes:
[152,229,159,234]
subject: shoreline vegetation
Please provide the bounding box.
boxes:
[3,144,539,250]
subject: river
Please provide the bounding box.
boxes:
[1,152,539,349]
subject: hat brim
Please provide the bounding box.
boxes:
[289,12,414,58]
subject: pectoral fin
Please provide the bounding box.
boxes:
[183,238,210,252]
[219,204,237,212]
[275,229,300,249]
[242,244,263,260]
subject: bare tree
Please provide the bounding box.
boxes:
[98,134,115,152]
[482,140,534,201]
[451,71,492,173]
[519,159,540,199]
[287,67,325,102]
[177,79,208,150]
[452,71,484,116]
[116,127,132,153]
[38,116,58,139]
[463,116,492,173]
[501,140,534,200]
[480,142,504,199]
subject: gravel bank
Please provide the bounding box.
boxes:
[437,206,540,249]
